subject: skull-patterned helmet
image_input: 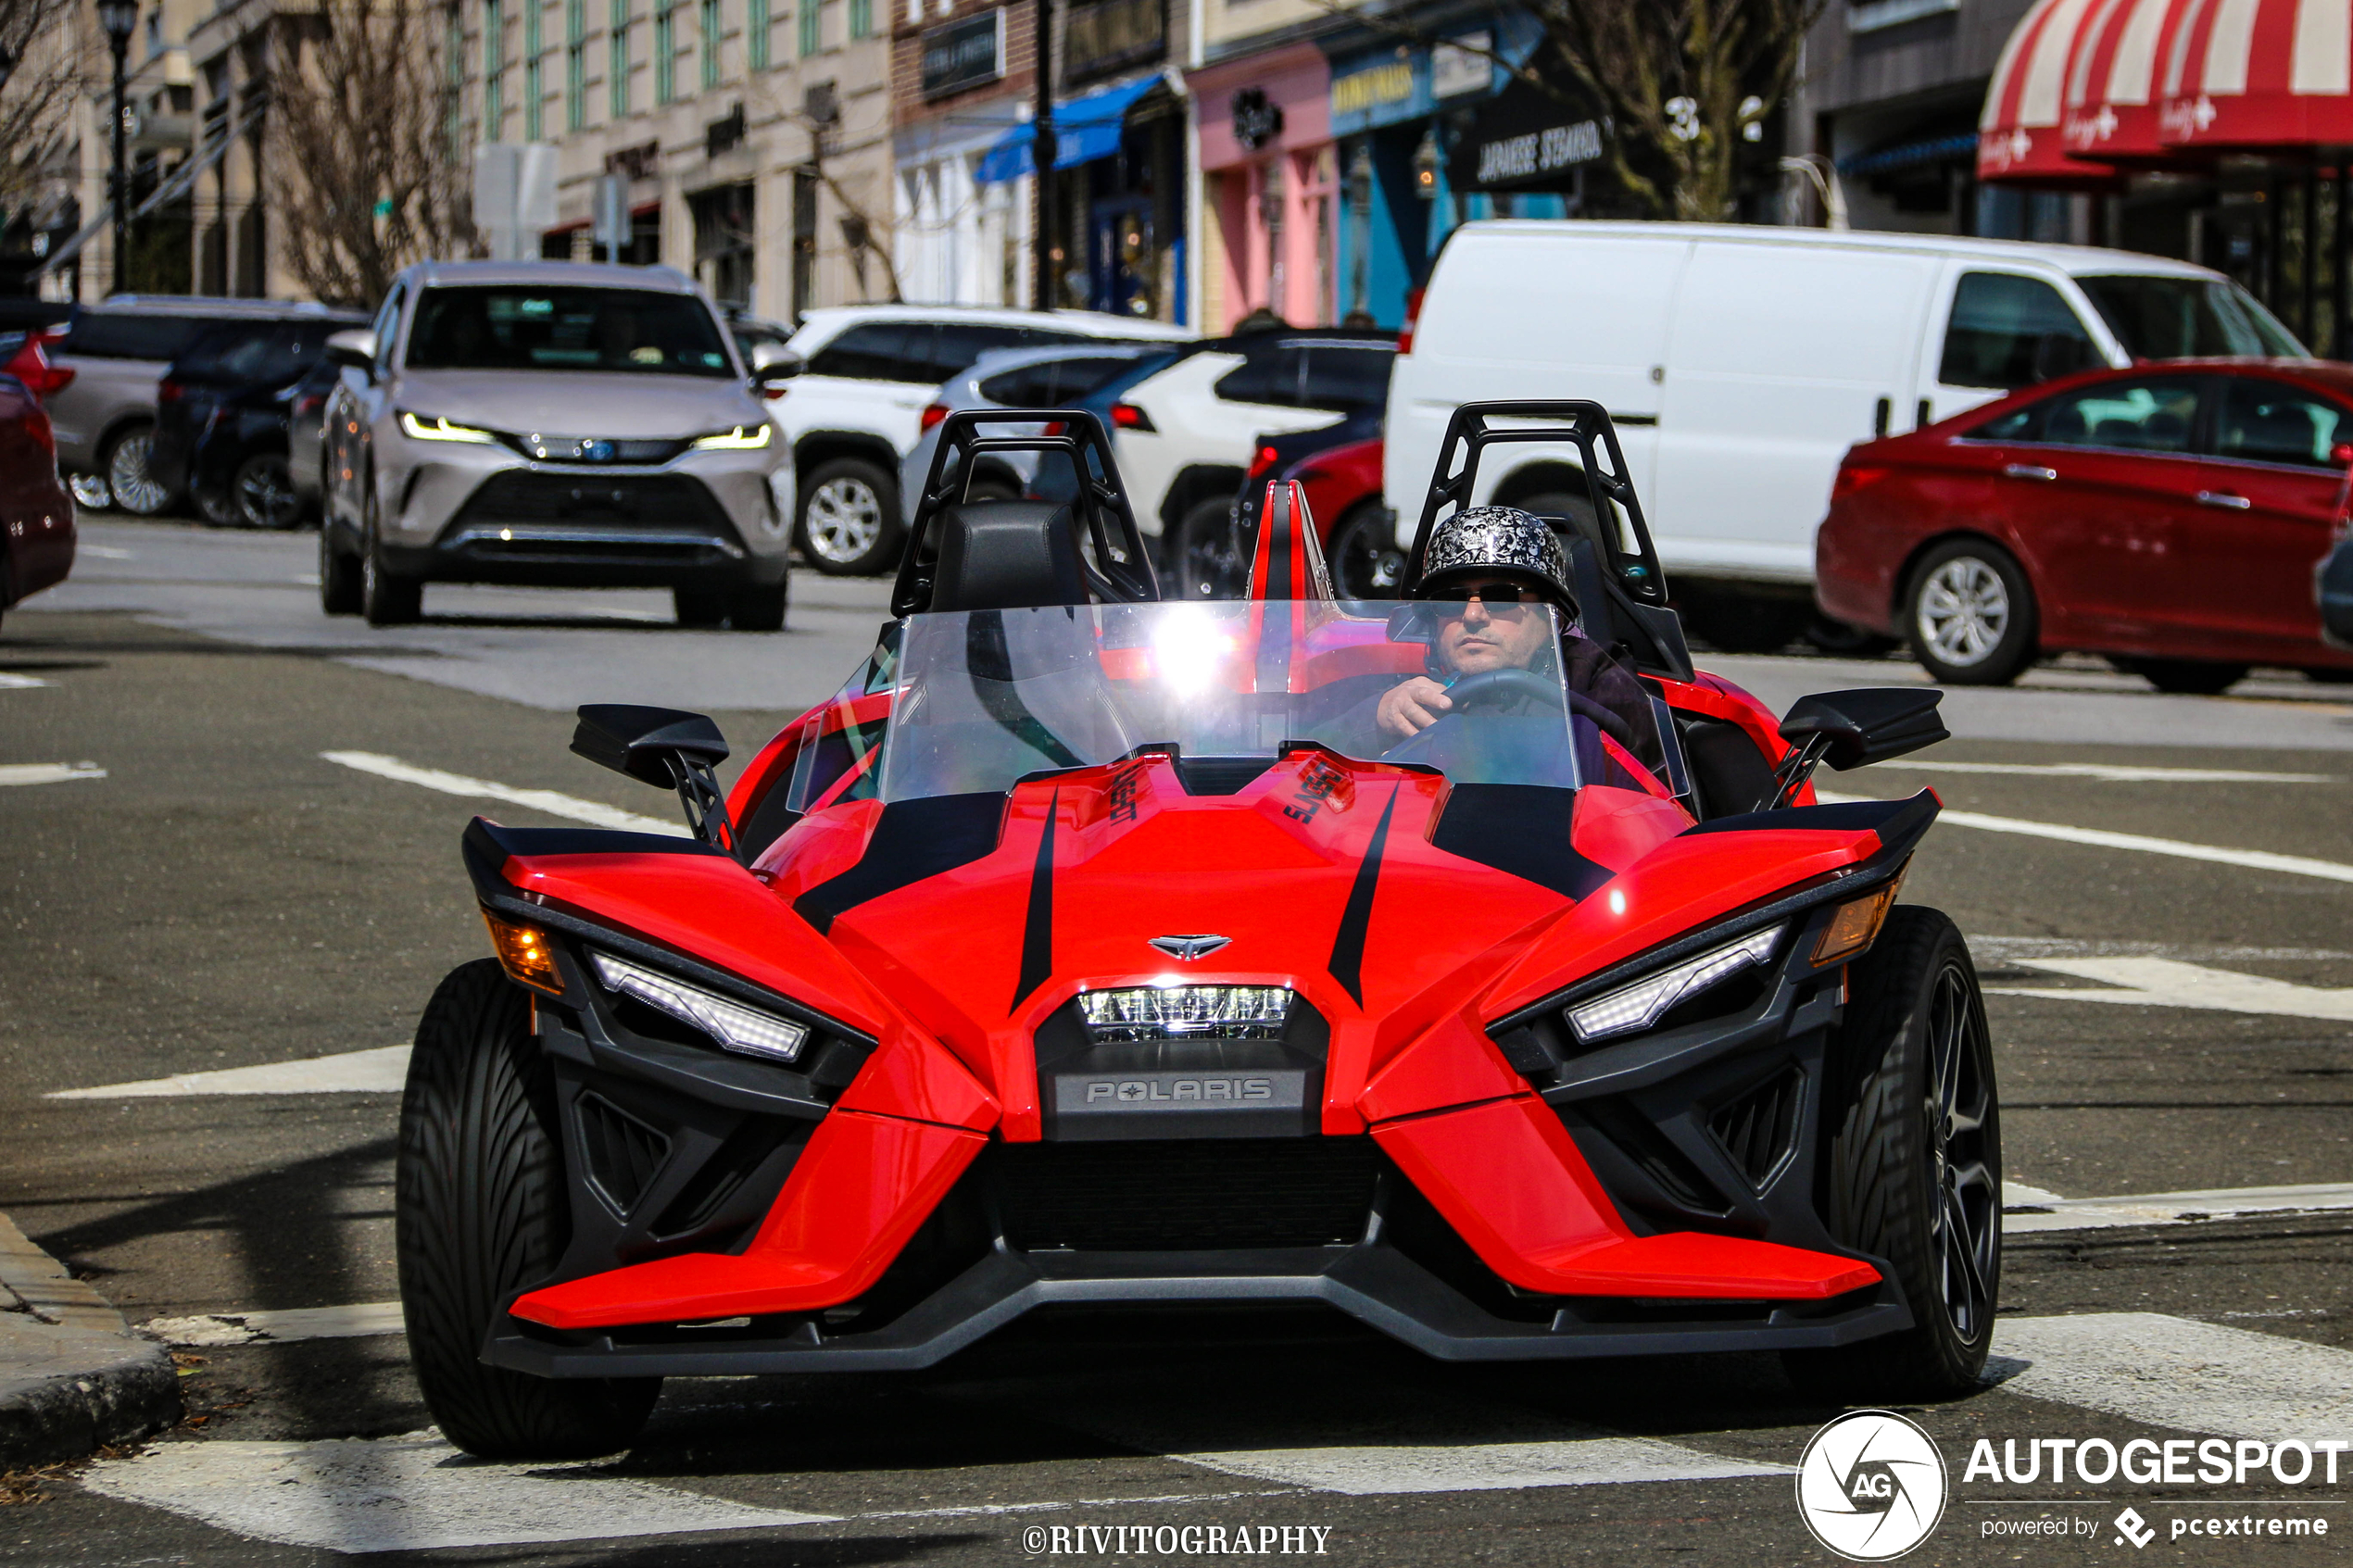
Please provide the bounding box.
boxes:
[1417,505,1574,611]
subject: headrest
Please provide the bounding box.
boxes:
[927,500,1088,613]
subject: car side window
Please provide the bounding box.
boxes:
[2215,380,2347,469]
[1215,347,1302,407]
[371,285,405,370]
[931,324,1030,378]
[2028,378,2201,454]
[806,322,934,382]
[59,313,212,361]
[1939,272,2102,390]
[979,356,1133,408]
[1300,346,1393,411]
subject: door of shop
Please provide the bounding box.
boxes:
[1090,197,1158,320]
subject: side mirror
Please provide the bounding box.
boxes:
[325,328,378,376]
[571,704,738,853]
[1760,687,1947,809]
[2330,442,2353,468]
[749,344,802,383]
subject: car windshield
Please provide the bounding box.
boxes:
[2078,274,2309,360]
[784,601,1682,811]
[405,286,736,376]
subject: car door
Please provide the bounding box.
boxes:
[2181,375,2353,657]
[333,282,404,531]
[1986,373,2210,645]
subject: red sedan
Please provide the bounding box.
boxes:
[0,366,76,632]
[1818,358,2353,692]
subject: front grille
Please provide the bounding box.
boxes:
[577,1094,670,1215]
[1710,1067,1803,1188]
[996,1137,1380,1250]
[448,470,736,535]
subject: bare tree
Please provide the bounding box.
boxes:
[747,77,903,305]
[271,0,472,307]
[0,0,85,219]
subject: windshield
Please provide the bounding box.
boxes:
[405,286,736,376]
[784,601,1680,809]
[2079,274,2309,360]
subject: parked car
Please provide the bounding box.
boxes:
[0,370,76,632]
[1113,328,1394,581]
[1227,409,1387,599]
[48,295,361,516]
[320,260,798,628]
[898,341,1186,524]
[150,310,369,529]
[0,329,74,404]
[778,305,1192,574]
[285,358,340,521]
[1817,359,2353,692]
[1387,221,2309,652]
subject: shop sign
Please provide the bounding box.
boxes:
[605,141,661,181]
[1065,0,1164,82]
[1330,56,1417,123]
[1431,32,1491,99]
[1456,76,1607,191]
[922,11,1001,98]
[1473,120,1602,184]
[1231,86,1283,151]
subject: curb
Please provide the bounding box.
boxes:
[0,1212,181,1469]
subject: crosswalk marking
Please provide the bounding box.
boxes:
[0,671,50,689]
[1873,759,2336,784]
[1991,1313,2353,1440]
[320,749,683,834]
[1175,1439,1785,1494]
[48,1044,411,1100]
[1989,956,2353,1022]
[2005,1181,2353,1235]
[0,760,105,786]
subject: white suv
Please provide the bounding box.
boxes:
[777,305,1191,574]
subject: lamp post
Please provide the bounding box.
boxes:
[1030,0,1053,311]
[95,0,138,295]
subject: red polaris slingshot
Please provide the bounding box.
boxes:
[398,403,1999,1459]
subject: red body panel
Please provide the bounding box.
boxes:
[0,376,74,609]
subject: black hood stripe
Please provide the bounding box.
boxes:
[792,792,1005,935]
[1428,783,1611,902]
[1011,789,1058,1010]
[1326,785,1399,1007]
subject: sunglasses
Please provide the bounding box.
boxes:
[1427,583,1544,617]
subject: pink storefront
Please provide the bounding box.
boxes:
[1189,44,1336,332]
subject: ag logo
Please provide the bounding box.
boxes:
[1795,1410,1947,1561]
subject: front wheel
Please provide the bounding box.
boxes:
[103,423,173,516]
[1170,495,1244,599]
[233,453,304,530]
[1783,907,2000,1402]
[361,495,422,625]
[397,960,661,1459]
[1327,502,1405,600]
[320,525,361,615]
[796,458,901,576]
[1906,539,2037,685]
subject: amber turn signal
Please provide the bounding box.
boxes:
[483,909,563,994]
[1812,876,1904,967]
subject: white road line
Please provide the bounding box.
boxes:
[1175,1440,1785,1495]
[1988,956,2353,1022]
[0,761,105,786]
[0,672,50,689]
[1817,790,2353,884]
[320,750,684,834]
[1872,760,2336,784]
[145,1301,405,1346]
[76,544,132,559]
[2006,1182,2353,1236]
[1991,1313,2353,1440]
[80,1434,834,1553]
[47,1044,410,1099]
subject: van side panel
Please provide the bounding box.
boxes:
[1648,243,1938,583]
[1383,232,1694,542]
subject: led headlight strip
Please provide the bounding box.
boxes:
[1079,985,1293,1040]
[399,410,498,444]
[1566,925,1782,1044]
[590,949,809,1063]
[690,422,772,450]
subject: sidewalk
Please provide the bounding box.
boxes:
[0,1212,180,1468]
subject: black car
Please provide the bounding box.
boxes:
[150,312,367,528]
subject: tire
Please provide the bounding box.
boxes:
[673,585,729,627]
[1170,495,1245,599]
[1805,614,1902,658]
[1328,502,1406,600]
[102,423,172,516]
[2109,656,2248,696]
[319,524,361,616]
[796,458,900,575]
[1512,488,1605,552]
[1783,907,2000,1403]
[361,509,422,626]
[1680,586,1813,655]
[1905,539,2038,685]
[396,960,660,1459]
[193,486,240,527]
[233,453,303,530]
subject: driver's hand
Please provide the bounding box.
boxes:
[1377,677,1453,741]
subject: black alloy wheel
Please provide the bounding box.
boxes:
[233,453,304,530]
[2109,656,2249,696]
[319,522,361,615]
[1905,538,2039,685]
[1328,502,1405,600]
[1783,906,2000,1401]
[397,960,661,1459]
[1171,495,1246,599]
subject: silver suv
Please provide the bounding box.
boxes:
[320,261,797,628]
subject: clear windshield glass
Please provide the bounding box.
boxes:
[2078,275,2309,360]
[405,285,736,376]
[850,600,1674,804]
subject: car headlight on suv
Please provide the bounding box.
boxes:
[690,423,772,450]
[399,411,498,444]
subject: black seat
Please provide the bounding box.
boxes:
[926,500,1088,613]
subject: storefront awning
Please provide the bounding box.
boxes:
[975,76,1161,183]
[1979,0,2145,184]
[2158,0,2353,151]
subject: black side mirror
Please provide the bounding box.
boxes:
[571,704,738,854]
[1760,687,1946,809]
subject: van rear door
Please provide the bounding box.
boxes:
[1650,240,1937,584]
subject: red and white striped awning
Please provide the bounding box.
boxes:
[1980,0,2202,181]
[2158,0,2353,148]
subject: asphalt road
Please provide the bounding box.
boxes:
[5,518,2353,1564]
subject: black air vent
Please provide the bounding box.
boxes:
[1709,1067,1804,1188]
[996,1137,1379,1249]
[577,1094,671,1215]
[1173,756,1277,796]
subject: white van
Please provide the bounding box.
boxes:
[1383,222,2306,649]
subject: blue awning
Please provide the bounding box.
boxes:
[975,77,1161,184]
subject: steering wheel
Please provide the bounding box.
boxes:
[1439,668,1643,750]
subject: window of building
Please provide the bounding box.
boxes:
[848,0,869,37]
[748,0,768,69]
[524,0,542,138]
[654,0,675,102]
[484,0,505,136]
[446,4,466,149]
[609,0,631,118]
[699,0,722,86]
[566,0,585,127]
[797,0,819,56]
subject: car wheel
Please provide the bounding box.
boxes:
[796,458,900,576]
[319,524,362,616]
[1905,540,2037,685]
[2109,657,2249,696]
[1172,495,1245,600]
[193,487,240,527]
[396,959,661,1459]
[361,506,422,626]
[233,453,304,530]
[68,471,111,510]
[1512,488,1604,550]
[1678,585,1812,655]
[728,577,788,632]
[1782,907,2000,1402]
[103,423,173,516]
[673,585,729,627]
[1328,502,1406,600]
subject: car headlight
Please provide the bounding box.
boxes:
[1566,926,1781,1044]
[399,410,498,444]
[590,950,808,1062]
[690,422,772,450]
[1079,985,1292,1041]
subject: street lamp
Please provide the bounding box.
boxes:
[95,0,139,296]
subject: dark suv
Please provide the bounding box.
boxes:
[149,311,368,527]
